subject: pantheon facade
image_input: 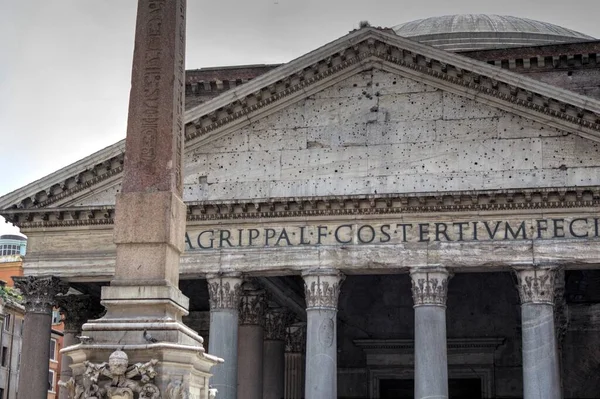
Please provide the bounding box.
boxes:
[2,14,600,399]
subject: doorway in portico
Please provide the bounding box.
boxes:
[379,378,482,398]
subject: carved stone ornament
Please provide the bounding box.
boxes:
[410,268,451,307]
[59,350,160,399]
[285,324,306,353]
[303,272,345,310]
[12,275,69,314]
[514,266,559,305]
[239,282,266,326]
[57,294,105,333]
[264,307,292,340]
[165,378,188,399]
[206,275,242,310]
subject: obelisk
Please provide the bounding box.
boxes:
[62,1,221,397]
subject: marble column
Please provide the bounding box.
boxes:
[56,295,104,399]
[284,323,306,399]
[237,281,266,399]
[12,276,69,399]
[514,266,562,399]
[263,306,291,399]
[207,274,243,399]
[410,267,451,399]
[302,270,344,399]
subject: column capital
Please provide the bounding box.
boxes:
[410,267,452,307]
[239,281,266,326]
[13,276,69,314]
[56,295,104,333]
[513,266,560,305]
[285,323,306,353]
[264,307,292,341]
[206,274,243,310]
[302,269,345,311]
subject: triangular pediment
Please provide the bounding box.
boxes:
[2,27,600,223]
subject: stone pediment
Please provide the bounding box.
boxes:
[3,27,600,227]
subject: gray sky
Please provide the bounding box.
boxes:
[1,0,599,236]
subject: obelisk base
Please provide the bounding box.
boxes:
[61,285,223,398]
[63,342,221,399]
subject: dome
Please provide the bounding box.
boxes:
[393,14,595,51]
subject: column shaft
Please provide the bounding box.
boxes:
[284,324,306,399]
[410,268,451,399]
[237,281,266,399]
[208,310,239,399]
[264,340,285,399]
[59,331,78,399]
[414,306,448,398]
[305,308,337,398]
[285,353,305,399]
[238,325,264,399]
[207,275,243,399]
[515,267,562,399]
[21,312,53,398]
[263,307,290,399]
[302,271,344,399]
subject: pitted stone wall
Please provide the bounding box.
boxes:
[73,68,600,206]
[181,68,599,201]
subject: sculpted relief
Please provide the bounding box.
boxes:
[60,350,162,399]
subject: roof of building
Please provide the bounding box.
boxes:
[0,235,26,242]
[393,14,595,51]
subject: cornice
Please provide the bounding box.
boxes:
[4,186,600,229]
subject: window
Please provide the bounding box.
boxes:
[0,387,4,399]
[4,314,10,332]
[1,346,7,367]
[19,319,24,336]
[49,338,57,361]
[48,369,55,393]
[51,310,61,325]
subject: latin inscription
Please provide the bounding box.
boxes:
[185,217,600,250]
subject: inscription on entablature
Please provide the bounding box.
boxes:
[185,216,600,250]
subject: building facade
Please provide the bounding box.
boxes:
[1,15,600,398]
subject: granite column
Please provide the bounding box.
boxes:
[410,267,451,399]
[284,323,306,399]
[237,281,266,399]
[514,266,562,399]
[13,276,69,399]
[207,274,243,399]
[302,270,344,399]
[56,295,103,399]
[263,307,291,399]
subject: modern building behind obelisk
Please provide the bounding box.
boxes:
[62,1,221,397]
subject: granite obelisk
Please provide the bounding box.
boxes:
[62,1,221,397]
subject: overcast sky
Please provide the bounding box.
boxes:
[1,0,599,236]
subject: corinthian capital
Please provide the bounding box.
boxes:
[57,295,105,333]
[513,266,559,305]
[302,270,344,311]
[13,276,69,314]
[264,307,292,340]
[410,268,451,307]
[206,274,243,310]
[239,282,266,326]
